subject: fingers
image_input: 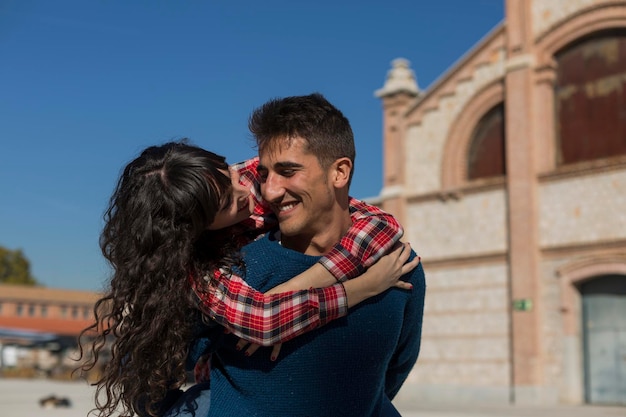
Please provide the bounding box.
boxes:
[237,341,261,357]
[236,338,261,357]
[396,242,412,264]
[235,338,247,351]
[235,338,281,360]
[245,344,261,357]
[394,250,420,292]
[270,343,282,361]
[401,254,420,275]
[229,166,242,183]
[394,280,413,290]
[387,242,411,272]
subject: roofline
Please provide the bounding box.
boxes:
[406,20,506,115]
[0,283,101,305]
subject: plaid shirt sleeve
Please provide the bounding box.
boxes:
[231,158,404,283]
[191,269,348,346]
[231,157,276,233]
[319,197,404,282]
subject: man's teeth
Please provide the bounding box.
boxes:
[278,203,297,212]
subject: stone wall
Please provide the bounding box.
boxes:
[539,170,626,247]
[399,262,512,403]
[406,189,507,260]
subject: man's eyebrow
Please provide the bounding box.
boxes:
[275,161,303,169]
[257,161,303,171]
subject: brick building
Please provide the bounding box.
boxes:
[0,284,100,375]
[375,0,626,407]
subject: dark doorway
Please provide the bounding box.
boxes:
[581,274,626,405]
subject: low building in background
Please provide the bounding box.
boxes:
[0,284,102,379]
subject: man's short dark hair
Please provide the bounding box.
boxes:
[248,93,356,182]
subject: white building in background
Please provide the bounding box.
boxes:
[376,0,626,407]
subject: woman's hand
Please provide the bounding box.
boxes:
[342,242,419,308]
[234,338,282,361]
[364,242,418,292]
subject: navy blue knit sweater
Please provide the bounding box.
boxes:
[207,233,425,417]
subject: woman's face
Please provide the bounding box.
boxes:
[207,168,255,230]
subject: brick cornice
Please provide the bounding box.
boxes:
[538,155,626,182]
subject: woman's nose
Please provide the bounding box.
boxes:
[235,184,249,199]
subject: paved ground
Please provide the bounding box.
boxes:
[0,378,624,417]
[0,378,97,417]
[396,402,625,417]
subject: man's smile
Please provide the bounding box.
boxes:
[274,201,299,214]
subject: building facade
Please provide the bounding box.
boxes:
[376,0,626,407]
[0,284,100,376]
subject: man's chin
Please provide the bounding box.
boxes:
[278,224,299,238]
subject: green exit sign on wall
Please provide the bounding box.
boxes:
[512,299,533,311]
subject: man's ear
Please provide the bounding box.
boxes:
[331,157,352,187]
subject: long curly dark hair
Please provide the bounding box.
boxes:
[77,141,242,417]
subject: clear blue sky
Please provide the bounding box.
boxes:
[0,0,503,291]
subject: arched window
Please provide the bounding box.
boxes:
[555,31,626,165]
[467,103,506,180]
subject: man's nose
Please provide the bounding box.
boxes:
[261,172,284,202]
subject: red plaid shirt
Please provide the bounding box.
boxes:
[192,270,347,346]
[190,157,402,381]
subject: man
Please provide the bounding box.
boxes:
[208,93,426,417]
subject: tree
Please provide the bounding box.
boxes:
[0,246,38,285]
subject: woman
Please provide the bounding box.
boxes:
[78,141,417,417]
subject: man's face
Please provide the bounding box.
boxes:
[257,137,336,240]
